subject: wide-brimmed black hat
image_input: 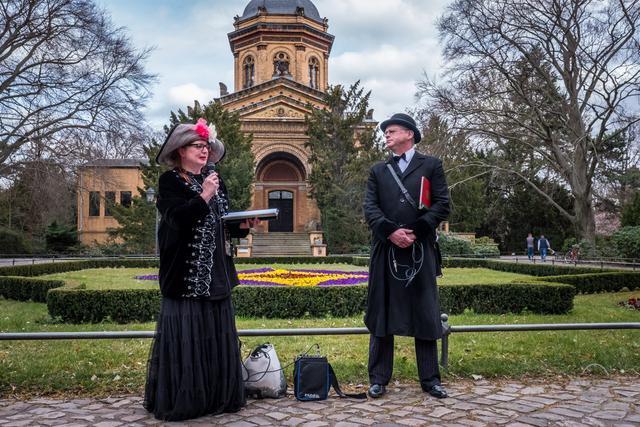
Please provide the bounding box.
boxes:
[380,113,422,143]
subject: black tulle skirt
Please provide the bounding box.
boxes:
[143,297,246,421]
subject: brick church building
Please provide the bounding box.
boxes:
[218,0,334,234]
[77,0,348,253]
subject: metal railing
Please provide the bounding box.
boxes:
[2,315,639,369]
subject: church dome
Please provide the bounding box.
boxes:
[239,0,323,23]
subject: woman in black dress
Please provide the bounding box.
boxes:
[144,118,253,421]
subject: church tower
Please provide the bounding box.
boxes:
[218,0,334,234]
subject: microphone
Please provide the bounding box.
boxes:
[204,161,216,176]
[204,161,220,199]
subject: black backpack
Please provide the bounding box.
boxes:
[293,351,366,401]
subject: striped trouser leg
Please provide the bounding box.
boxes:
[368,334,394,385]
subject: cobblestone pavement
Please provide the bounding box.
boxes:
[1,377,639,426]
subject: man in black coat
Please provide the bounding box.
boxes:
[363,113,450,399]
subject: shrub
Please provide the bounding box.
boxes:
[439,257,612,276]
[439,234,472,256]
[0,258,158,277]
[350,256,369,267]
[621,192,640,227]
[233,285,368,318]
[440,282,575,315]
[539,272,640,294]
[441,258,490,268]
[611,226,640,260]
[45,222,80,254]
[0,277,64,302]
[561,237,578,253]
[482,260,614,276]
[45,281,575,323]
[595,234,617,259]
[47,288,162,323]
[0,227,30,255]
[471,244,500,257]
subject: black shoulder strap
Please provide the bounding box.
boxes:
[328,364,367,399]
[386,163,417,209]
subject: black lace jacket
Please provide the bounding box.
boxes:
[156,169,249,299]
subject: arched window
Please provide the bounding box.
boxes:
[243,56,255,88]
[308,57,320,89]
[273,52,291,77]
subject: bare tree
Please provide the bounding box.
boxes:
[418,0,640,242]
[0,0,155,176]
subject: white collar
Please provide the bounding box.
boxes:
[400,147,415,163]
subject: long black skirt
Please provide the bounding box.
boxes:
[143,297,246,421]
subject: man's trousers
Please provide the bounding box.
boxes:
[368,334,441,390]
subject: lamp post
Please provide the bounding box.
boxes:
[145,187,159,256]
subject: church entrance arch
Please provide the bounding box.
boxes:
[255,152,307,233]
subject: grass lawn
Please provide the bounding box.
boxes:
[1,266,638,397]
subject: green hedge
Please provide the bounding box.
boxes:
[0,256,614,278]
[483,260,617,276]
[0,258,158,277]
[471,244,501,257]
[44,281,575,323]
[2,256,604,321]
[539,272,640,294]
[351,257,369,267]
[0,277,65,302]
[47,288,162,323]
[440,258,616,276]
[232,285,368,318]
[440,282,575,315]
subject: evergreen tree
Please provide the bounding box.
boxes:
[621,193,640,227]
[45,221,80,254]
[478,175,575,253]
[305,82,385,253]
[167,100,254,210]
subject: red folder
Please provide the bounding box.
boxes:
[419,176,431,209]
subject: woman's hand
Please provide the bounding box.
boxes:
[240,218,261,229]
[200,172,219,202]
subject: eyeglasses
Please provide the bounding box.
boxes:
[186,143,209,151]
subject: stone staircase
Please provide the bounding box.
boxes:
[250,232,311,256]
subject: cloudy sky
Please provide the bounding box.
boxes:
[97,0,451,130]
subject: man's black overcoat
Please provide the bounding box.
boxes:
[363,151,450,340]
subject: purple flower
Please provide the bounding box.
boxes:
[295,269,368,276]
[135,274,159,280]
[318,277,368,286]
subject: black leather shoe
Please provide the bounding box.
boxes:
[367,384,386,398]
[424,384,448,399]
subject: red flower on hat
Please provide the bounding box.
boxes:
[194,118,209,140]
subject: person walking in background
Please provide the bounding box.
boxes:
[363,113,450,400]
[144,119,256,421]
[538,234,551,261]
[526,233,535,261]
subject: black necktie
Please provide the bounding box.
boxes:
[393,153,406,162]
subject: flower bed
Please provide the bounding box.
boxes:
[135,268,369,287]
